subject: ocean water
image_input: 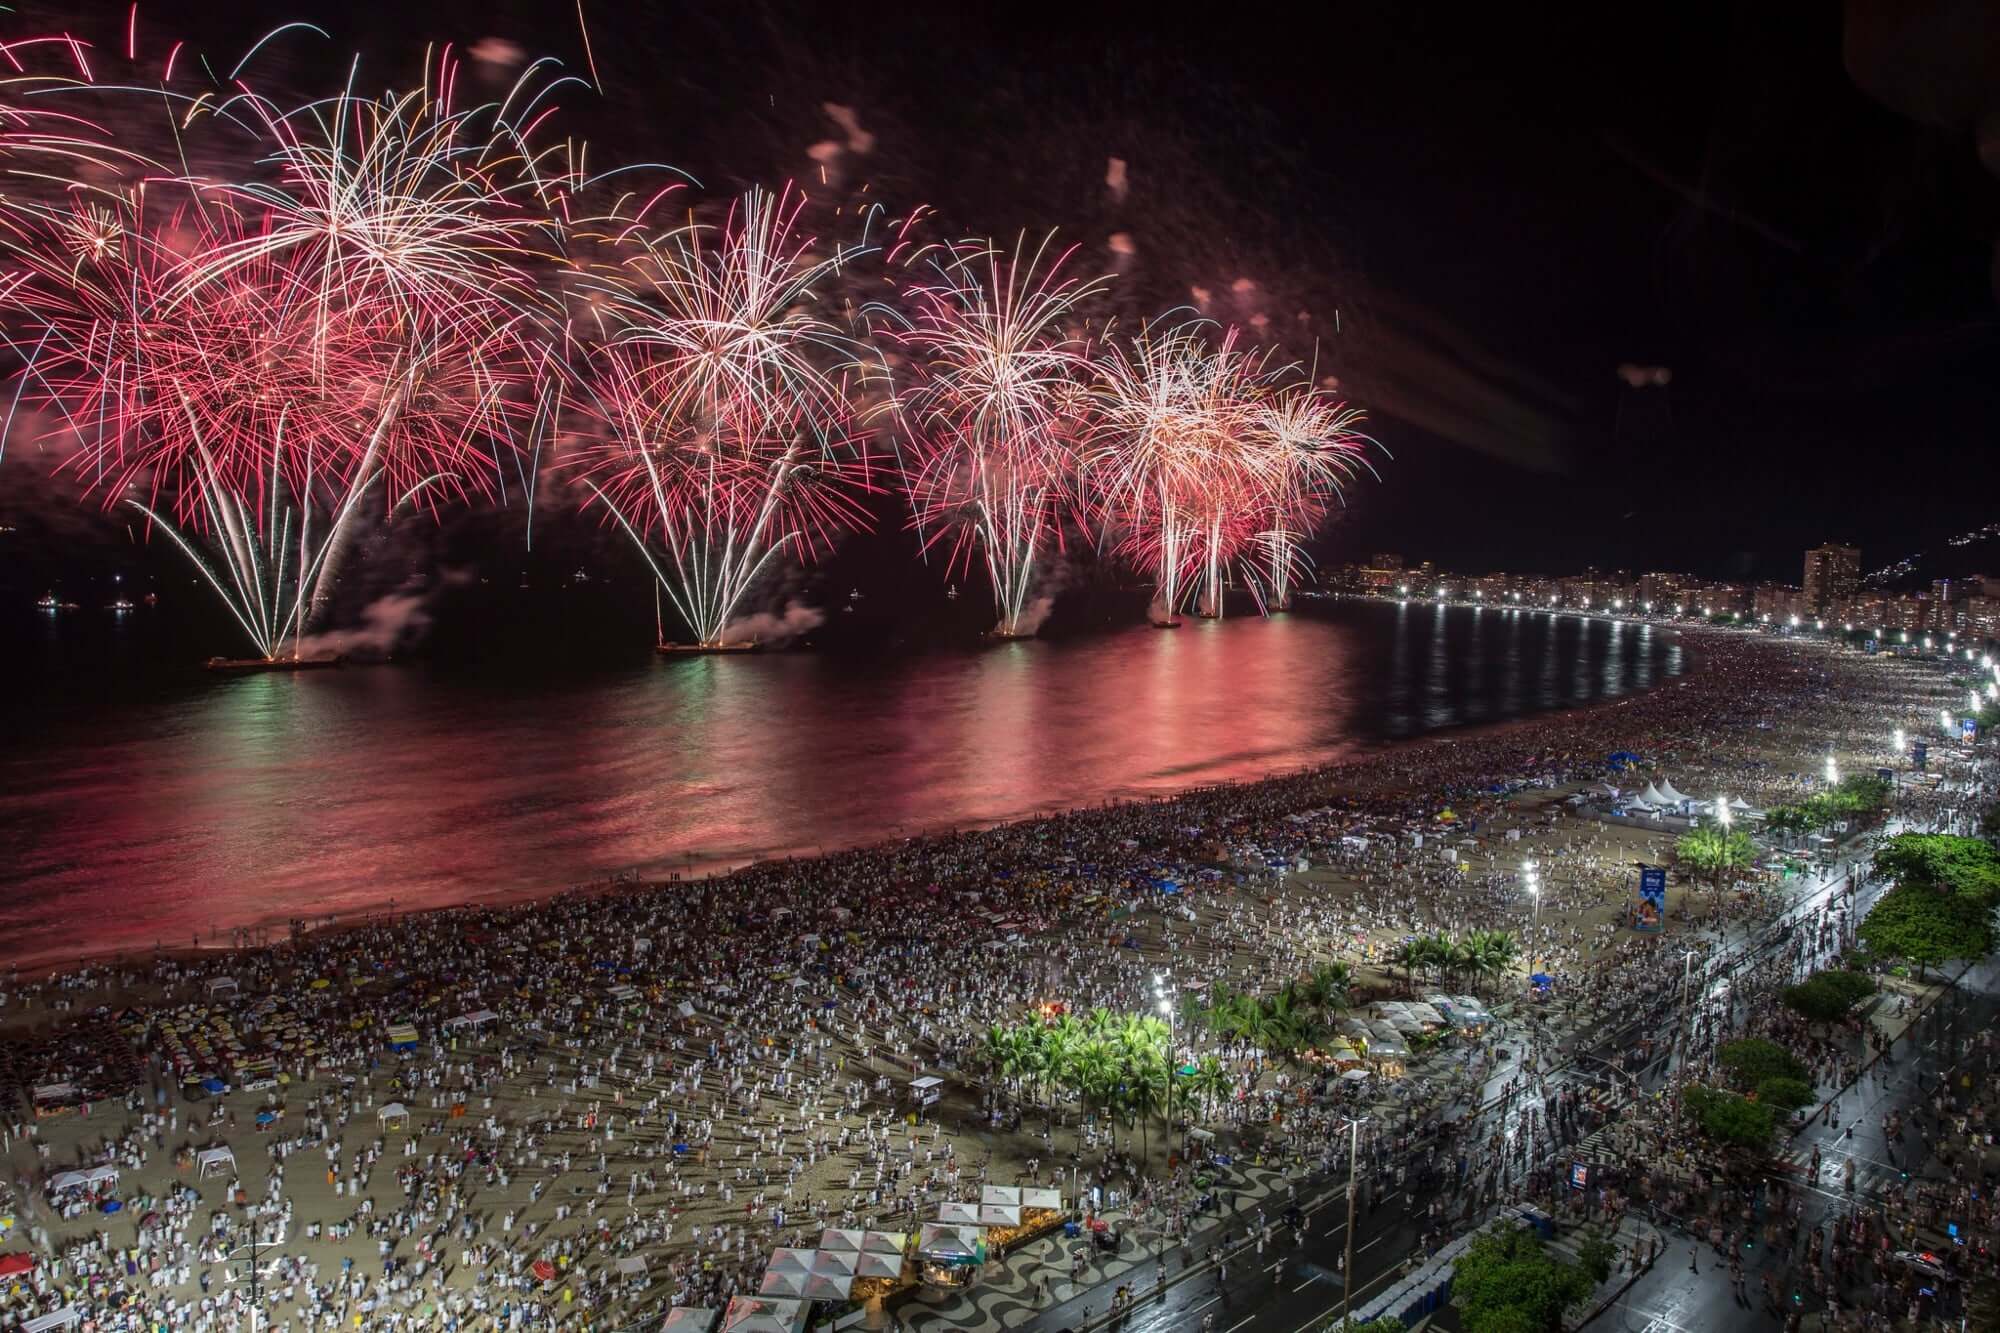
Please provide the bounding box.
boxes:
[0,600,1681,967]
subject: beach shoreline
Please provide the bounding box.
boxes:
[0,616,1701,989]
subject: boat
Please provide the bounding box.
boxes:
[1149,618,1184,629]
[107,599,135,612]
[35,592,58,611]
[657,641,761,656]
[205,655,346,673]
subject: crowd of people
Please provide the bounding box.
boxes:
[0,626,1977,1333]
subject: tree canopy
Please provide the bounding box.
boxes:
[1873,833,2000,907]
[1857,883,1995,977]
[1717,1037,1807,1088]
[1450,1224,1596,1333]
[1683,1084,1778,1151]
[1780,968,1875,1024]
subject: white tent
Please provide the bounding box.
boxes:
[206,977,238,996]
[615,1255,647,1278]
[755,1271,806,1299]
[817,1228,865,1253]
[21,1308,81,1333]
[1656,779,1688,805]
[1639,783,1669,806]
[978,1203,1023,1226]
[196,1146,235,1178]
[45,1166,117,1195]
[1020,1187,1062,1212]
[764,1248,815,1277]
[806,1249,858,1297]
[660,1311,718,1333]
[916,1224,984,1262]
[721,1297,806,1333]
[377,1102,410,1127]
[446,1010,498,1030]
[854,1250,903,1279]
[936,1201,981,1226]
[800,1271,855,1300]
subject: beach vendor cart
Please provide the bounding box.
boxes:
[908,1075,944,1110]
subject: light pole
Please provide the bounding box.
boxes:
[1674,948,1700,1074]
[1341,1115,1367,1326]
[1153,971,1175,1180]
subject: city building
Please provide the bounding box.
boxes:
[1802,543,1860,617]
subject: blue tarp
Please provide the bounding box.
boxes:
[201,1077,226,1094]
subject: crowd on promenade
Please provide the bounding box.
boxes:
[0,628,1973,1333]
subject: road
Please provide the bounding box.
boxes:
[1598,957,1997,1333]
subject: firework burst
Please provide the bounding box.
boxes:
[0,45,563,659]
[882,234,1104,636]
[574,186,877,647]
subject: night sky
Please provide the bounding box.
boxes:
[7,1,2000,596]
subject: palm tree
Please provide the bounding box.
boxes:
[1068,1039,1121,1126]
[1388,941,1423,988]
[1298,962,1352,1019]
[1188,1055,1233,1122]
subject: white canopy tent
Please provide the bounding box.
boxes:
[196,1146,235,1178]
[377,1102,410,1127]
[446,1010,499,1031]
[45,1166,117,1195]
[206,977,238,997]
[978,1185,1024,1226]
[935,1200,981,1226]
[755,1271,806,1300]
[916,1224,984,1262]
[721,1297,806,1333]
[21,1308,81,1333]
[763,1249,815,1277]
[1656,779,1689,805]
[1639,783,1669,807]
[660,1311,718,1333]
[853,1249,903,1280]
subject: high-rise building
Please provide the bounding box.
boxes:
[1802,543,1861,616]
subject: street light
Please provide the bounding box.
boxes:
[1825,752,1839,786]
[1339,1115,1368,1327]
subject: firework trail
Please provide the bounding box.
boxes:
[880,233,1104,636]
[574,185,877,647]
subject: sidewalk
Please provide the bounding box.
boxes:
[1554,1212,1660,1330]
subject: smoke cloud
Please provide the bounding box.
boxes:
[721,599,824,646]
[296,569,473,659]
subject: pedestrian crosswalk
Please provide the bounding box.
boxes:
[1775,1141,1909,1199]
